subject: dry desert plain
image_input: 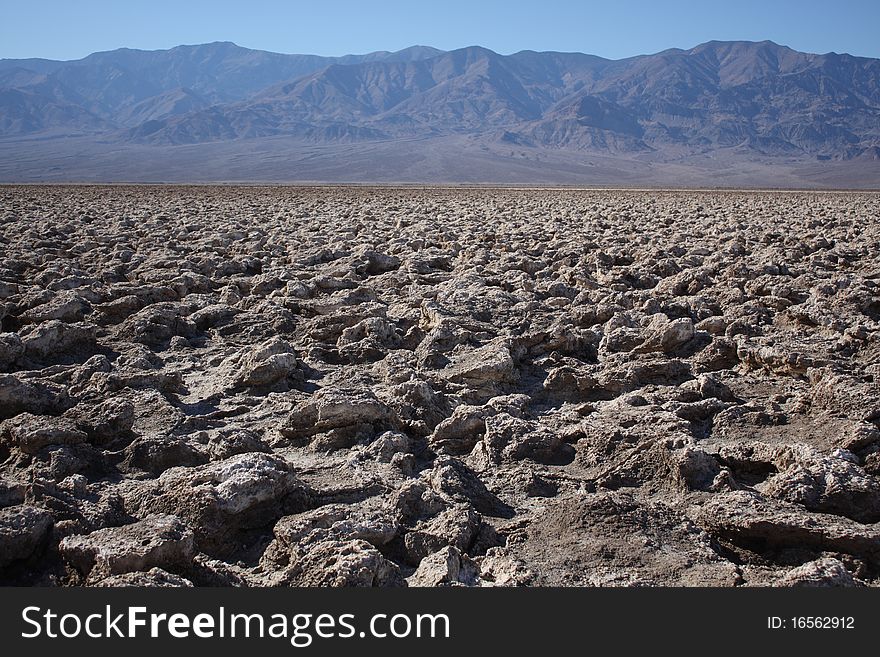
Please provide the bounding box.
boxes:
[1,185,880,587]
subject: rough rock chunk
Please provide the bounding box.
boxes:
[121,434,208,475]
[408,546,479,587]
[60,514,195,578]
[92,568,195,588]
[478,413,569,465]
[383,378,449,436]
[221,337,302,390]
[118,303,194,346]
[0,333,23,370]
[716,442,880,523]
[351,250,401,277]
[0,479,26,506]
[635,314,695,354]
[188,304,238,331]
[363,431,412,463]
[477,548,534,586]
[131,453,310,555]
[668,447,721,491]
[443,339,519,387]
[281,387,391,450]
[1,413,88,454]
[430,405,487,454]
[278,539,403,587]
[809,368,880,422]
[21,321,97,361]
[427,456,512,517]
[759,451,880,523]
[0,505,53,568]
[270,505,398,550]
[694,490,880,562]
[206,429,270,460]
[261,505,402,587]
[24,291,91,323]
[389,480,448,526]
[692,337,739,373]
[64,397,135,445]
[776,558,861,588]
[403,505,481,565]
[337,317,402,362]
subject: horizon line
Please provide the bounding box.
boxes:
[1,37,872,65]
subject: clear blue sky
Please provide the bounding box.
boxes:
[2,0,878,61]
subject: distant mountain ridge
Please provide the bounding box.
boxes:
[2,40,880,184]
[0,42,445,127]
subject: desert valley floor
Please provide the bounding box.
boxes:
[1,185,879,587]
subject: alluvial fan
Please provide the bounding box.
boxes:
[0,185,879,587]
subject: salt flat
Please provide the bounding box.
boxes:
[1,186,879,587]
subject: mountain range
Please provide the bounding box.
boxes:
[2,40,879,186]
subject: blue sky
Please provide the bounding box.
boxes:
[2,0,878,61]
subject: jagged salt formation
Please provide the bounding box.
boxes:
[1,186,879,588]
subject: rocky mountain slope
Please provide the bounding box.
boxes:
[1,41,879,184]
[0,42,444,130]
